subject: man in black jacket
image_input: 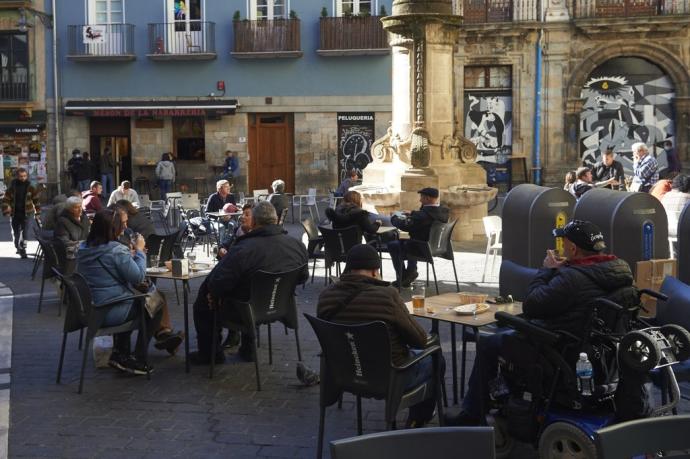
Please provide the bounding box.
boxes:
[191,201,308,364]
[446,220,637,426]
[592,147,625,191]
[387,187,449,287]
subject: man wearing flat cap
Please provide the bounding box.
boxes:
[317,244,441,428]
[388,187,449,287]
[447,220,637,426]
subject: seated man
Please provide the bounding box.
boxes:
[191,201,308,364]
[446,220,637,426]
[206,179,235,213]
[387,187,449,287]
[82,181,104,214]
[318,243,442,427]
[107,181,140,207]
[267,179,290,222]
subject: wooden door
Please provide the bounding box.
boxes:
[248,113,295,193]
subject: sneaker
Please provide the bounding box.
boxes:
[154,330,185,355]
[189,351,225,365]
[120,356,154,375]
[296,362,320,386]
[19,249,28,259]
[108,352,128,372]
[401,269,419,288]
[222,330,241,349]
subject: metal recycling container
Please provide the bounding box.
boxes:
[677,201,690,284]
[502,184,576,268]
[573,188,669,274]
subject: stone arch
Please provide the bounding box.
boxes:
[567,42,689,100]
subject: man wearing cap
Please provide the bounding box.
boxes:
[446,220,636,426]
[388,187,449,287]
[592,147,625,191]
[317,244,442,428]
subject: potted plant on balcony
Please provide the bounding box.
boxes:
[379,5,387,16]
[289,10,299,19]
[233,10,241,22]
[321,7,328,17]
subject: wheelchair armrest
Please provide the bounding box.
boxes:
[639,288,668,302]
[495,311,561,346]
[394,344,442,371]
[594,298,623,311]
[96,293,150,309]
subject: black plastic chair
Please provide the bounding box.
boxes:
[301,218,324,285]
[318,225,362,283]
[595,415,690,459]
[210,265,307,387]
[304,314,445,459]
[330,427,495,459]
[498,259,539,302]
[55,272,149,394]
[278,207,289,227]
[404,219,459,294]
[36,237,63,315]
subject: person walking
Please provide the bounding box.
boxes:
[222,150,239,181]
[67,149,82,190]
[155,153,175,200]
[76,151,93,191]
[1,168,41,258]
[100,147,115,195]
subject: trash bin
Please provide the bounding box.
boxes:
[573,188,669,273]
[502,184,576,268]
[677,202,690,284]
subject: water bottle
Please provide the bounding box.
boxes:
[576,352,593,396]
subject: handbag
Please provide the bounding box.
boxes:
[96,258,164,319]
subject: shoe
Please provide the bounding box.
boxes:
[296,362,320,386]
[108,352,128,372]
[189,351,225,365]
[120,356,154,375]
[222,330,241,349]
[444,409,481,426]
[154,330,185,355]
[19,249,27,259]
[237,344,256,362]
[401,269,419,288]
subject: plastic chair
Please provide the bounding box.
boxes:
[278,207,289,227]
[252,189,269,201]
[210,265,307,386]
[301,218,324,284]
[293,188,320,222]
[481,216,502,282]
[180,192,201,211]
[404,219,460,294]
[330,427,495,459]
[36,237,63,315]
[55,272,149,394]
[304,314,445,459]
[498,259,539,302]
[318,225,362,283]
[595,415,690,459]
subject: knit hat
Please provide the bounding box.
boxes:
[553,220,606,252]
[344,244,381,272]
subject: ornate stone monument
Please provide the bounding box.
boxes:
[354,0,497,241]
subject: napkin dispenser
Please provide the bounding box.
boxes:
[172,259,189,277]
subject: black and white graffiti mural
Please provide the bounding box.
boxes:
[580,57,675,173]
[337,113,375,181]
[464,92,513,164]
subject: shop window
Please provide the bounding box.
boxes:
[464,65,511,90]
[0,32,29,101]
[173,117,205,161]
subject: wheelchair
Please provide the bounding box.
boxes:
[488,289,690,459]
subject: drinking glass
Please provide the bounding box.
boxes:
[186,251,197,266]
[148,255,159,268]
[411,281,425,312]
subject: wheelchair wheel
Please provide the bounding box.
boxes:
[619,330,661,372]
[660,324,690,361]
[538,422,597,459]
[488,415,515,459]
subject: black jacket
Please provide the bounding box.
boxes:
[268,193,290,221]
[207,224,309,302]
[206,192,236,213]
[54,208,90,244]
[523,255,637,336]
[325,203,380,235]
[592,160,625,191]
[128,211,156,240]
[391,205,450,241]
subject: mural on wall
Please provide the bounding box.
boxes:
[464,92,513,164]
[580,57,675,173]
[337,113,375,182]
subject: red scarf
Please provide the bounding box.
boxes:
[567,254,617,266]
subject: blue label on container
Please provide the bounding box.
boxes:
[642,221,654,261]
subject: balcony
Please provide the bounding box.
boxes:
[317,16,389,56]
[0,80,29,102]
[66,24,135,61]
[232,19,302,59]
[147,22,216,61]
[573,0,690,18]
[461,0,540,22]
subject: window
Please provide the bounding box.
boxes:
[465,65,511,90]
[337,0,374,16]
[173,117,205,161]
[0,33,29,101]
[170,0,201,31]
[250,0,286,19]
[89,0,124,24]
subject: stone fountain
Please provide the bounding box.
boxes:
[353,0,497,241]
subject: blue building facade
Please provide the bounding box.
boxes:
[54,0,394,195]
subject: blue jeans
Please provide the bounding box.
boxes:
[406,349,446,423]
[158,179,172,200]
[387,240,417,281]
[78,179,91,191]
[101,173,114,195]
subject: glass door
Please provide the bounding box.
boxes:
[87,0,124,55]
[336,0,372,16]
[92,136,131,185]
[251,0,286,19]
[167,0,203,53]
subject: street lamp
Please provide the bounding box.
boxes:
[17,7,54,32]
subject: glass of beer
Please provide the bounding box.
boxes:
[411,281,425,312]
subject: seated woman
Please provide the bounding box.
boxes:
[325,190,380,236]
[54,196,90,274]
[77,208,183,375]
[267,179,290,222]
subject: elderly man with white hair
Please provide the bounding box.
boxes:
[54,195,90,274]
[631,142,659,193]
[107,180,140,207]
[206,179,236,213]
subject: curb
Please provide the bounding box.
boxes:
[0,282,12,459]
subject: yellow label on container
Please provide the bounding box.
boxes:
[555,211,567,257]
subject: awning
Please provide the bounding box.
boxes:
[65,99,238,117]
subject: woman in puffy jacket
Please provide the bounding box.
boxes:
[325,190,380,236]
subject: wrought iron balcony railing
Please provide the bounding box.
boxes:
[66,23,135,60]
[0,79,29,101]
[318,16,389,55]
[573,0,689,18]
[232,18,301,57]
[147,21,216,59]
[461,0,540,22]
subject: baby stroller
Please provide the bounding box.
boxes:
[489,289,689,459]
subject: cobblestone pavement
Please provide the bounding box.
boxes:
[2,216,687,458]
